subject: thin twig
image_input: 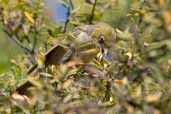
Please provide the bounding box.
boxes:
[6,30,36,63]
[31,27,37,54]
[4,29,32,55]
[63,6,70,33]
[1,15,35,63]
[69,0,74,9]
[1,15,31,53]
[63,0,73,33]
[89,0,97,24]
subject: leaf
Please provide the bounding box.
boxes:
[146,40,171,51]
[80,48,98,56]
[65,60,82,67]
[27,77,42,89]
[45,44,69,66]
[62,79,73,89]
[79,48,98,63]
[144,92,162,103]
[114,79,123,86]
[24,11,35,24]
[159,0,165,6]
[125,52,133,60]
[162,10,171,24]
[11,93,31,114]
[39,72,52,78]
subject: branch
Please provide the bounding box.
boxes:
[4,29,32,55]
[1,16,36,63]
[69,0,74,9]
[63,6,70,33]
[63,0,73,33]
[89,0,97,24]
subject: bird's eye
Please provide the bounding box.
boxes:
[98,34,105,44]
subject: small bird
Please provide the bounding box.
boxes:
[72,22,116,45]
[70,22,116,61]
[16,22,116,94]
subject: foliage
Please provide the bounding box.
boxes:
[1,0,171,114]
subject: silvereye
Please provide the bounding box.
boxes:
[16,22,116,94]
[70,22,116,61]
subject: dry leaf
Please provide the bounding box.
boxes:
[162,11,171,24]
[24,94,38,106]
[11,93,31,114]
[145,92,162,103]
[65,59,82,67]
[62,79,73,89]
[45,44,68,66]
[12,93,25,102]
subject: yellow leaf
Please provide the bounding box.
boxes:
[114,79,123,85]
[10,59,18,65]
[37,54,46,68]
[159,0,165,6]
[139,9,146,15]
[114,77,128,86]
[126,52,133,60]
[162,11,171,24]
[24,11,35,24]
[10,2,24,8]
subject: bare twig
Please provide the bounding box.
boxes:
[63,0,73,33]
[69,0,74,9]
[63,6,70,33]
[3,29,32,55]
[7,30,36,63]
[89,0,97,24]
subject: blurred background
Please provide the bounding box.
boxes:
[0,0,67,73]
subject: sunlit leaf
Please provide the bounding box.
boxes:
[145,92,162,103]
[162,10,171,24]
[24,11,35,24]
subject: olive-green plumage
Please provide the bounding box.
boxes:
[71,22,116,60]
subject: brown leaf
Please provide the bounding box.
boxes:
[45,44,68,66]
